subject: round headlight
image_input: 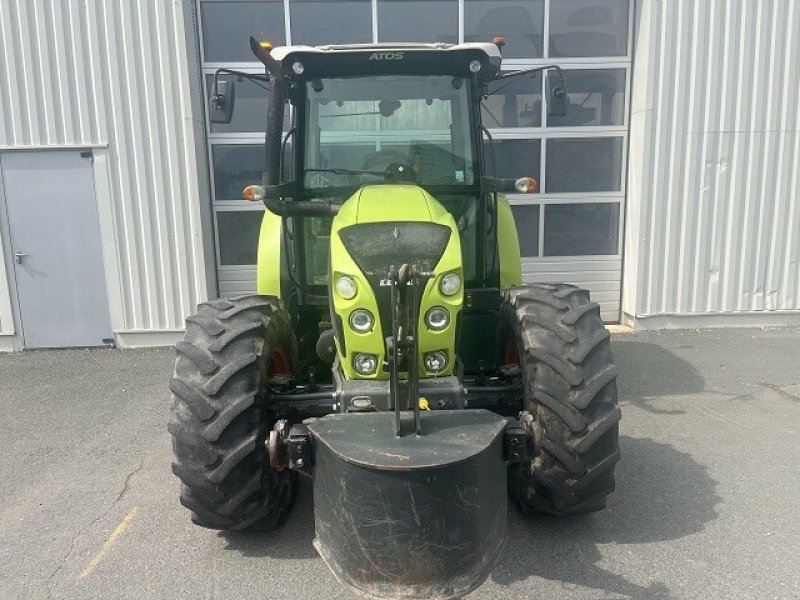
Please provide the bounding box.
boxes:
[424,351,448,373]
[440,273,461,296]
[425,307,449,331]
[349,309,374,332]
[469,60,482,73]
[335,275,357,300]
[292,61,305,75]
[353,353,377,375]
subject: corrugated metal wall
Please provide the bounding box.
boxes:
[0,0,212,344]
[624,0,800,326]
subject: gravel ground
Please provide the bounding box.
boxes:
[1,327,799,599]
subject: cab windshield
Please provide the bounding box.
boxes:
[303,75,476,189]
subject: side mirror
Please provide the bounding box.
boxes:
[210,80,236,124]
[546,69,567,117]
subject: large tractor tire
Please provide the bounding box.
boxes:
[168,295,298,530]
[503,283,621,516]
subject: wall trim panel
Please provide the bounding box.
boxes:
[625,0,800,323]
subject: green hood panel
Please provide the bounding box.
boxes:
[336,184,455,225]
[330,184,463,380]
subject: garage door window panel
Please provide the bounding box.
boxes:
[545,137,623,193]
[483,73,542,128]
[217,211,263,265]
[549,0,630,58]
[291,1,372,46]
[546,69,626,127]
[544,203,620,256]
[465,0,545,59]
[486,139,541,186]
[511,205,540,257]
[200,1,286,63]
[206,75,273,134]
[212,145,265,200]
[378,0,458,44]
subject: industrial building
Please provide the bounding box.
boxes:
[0,0,798,350]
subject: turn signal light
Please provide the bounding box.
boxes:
[259,40,273,50]
[515,177,538,193]
[242,184,266,201]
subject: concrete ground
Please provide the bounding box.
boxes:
[1,328,799,600]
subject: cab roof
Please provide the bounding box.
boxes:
[270,42,502,80]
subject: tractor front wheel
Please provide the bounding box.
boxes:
[168,295,298,530]
[503,283,621,515]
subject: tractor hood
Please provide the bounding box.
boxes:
[329,184,463,380]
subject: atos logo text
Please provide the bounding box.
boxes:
[369,52,405,61]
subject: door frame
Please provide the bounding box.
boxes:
[0,148,115,350]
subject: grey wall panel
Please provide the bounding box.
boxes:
[625,0,800,322]
[0,0,212,338]
[523,258,622,322]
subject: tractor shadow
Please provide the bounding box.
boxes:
[218,476,319,560]
[490,341,720,597]
[491,435,721,598]
[611,339,707,414]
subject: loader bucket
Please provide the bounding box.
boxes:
[307,410,508,599]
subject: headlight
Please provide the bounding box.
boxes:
[425,307,449,331]
[440,273,461,296]
[353,353,377,375]
[424,351,448,373]
[335,275,357,300]
[349,309,374,332]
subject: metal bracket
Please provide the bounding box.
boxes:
[504,422,528,464]
[267,420,314,474]
[287,423,313,473]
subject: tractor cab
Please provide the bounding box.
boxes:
[211,41,565,381]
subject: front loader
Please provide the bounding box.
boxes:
[169,37,620,599]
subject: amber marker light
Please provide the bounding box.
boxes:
[242,184,266,201]
[515,177,539,193]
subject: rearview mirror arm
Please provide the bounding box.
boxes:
[493,64,565,83]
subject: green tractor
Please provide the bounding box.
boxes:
[169,37,620,599]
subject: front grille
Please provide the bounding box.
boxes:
[338,222,451,276]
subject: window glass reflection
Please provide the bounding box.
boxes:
[291,1,372,46]
[483,72,542,128]
[511,205,540,257]
[549,0,630,57]
[486,139,541,186]
[378,0,458,43]
[465,0,545,58]
[217,211,262,265]
[212,145,264,200]
[200,1,285,62]
[544,203,620,256]
[545,137,623,193]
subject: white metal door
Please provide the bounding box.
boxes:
[1,151,112,348]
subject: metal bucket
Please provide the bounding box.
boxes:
[307,410,508,599]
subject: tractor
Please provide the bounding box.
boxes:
[169,37,620,599]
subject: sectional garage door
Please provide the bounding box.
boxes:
[197,0,632,322]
